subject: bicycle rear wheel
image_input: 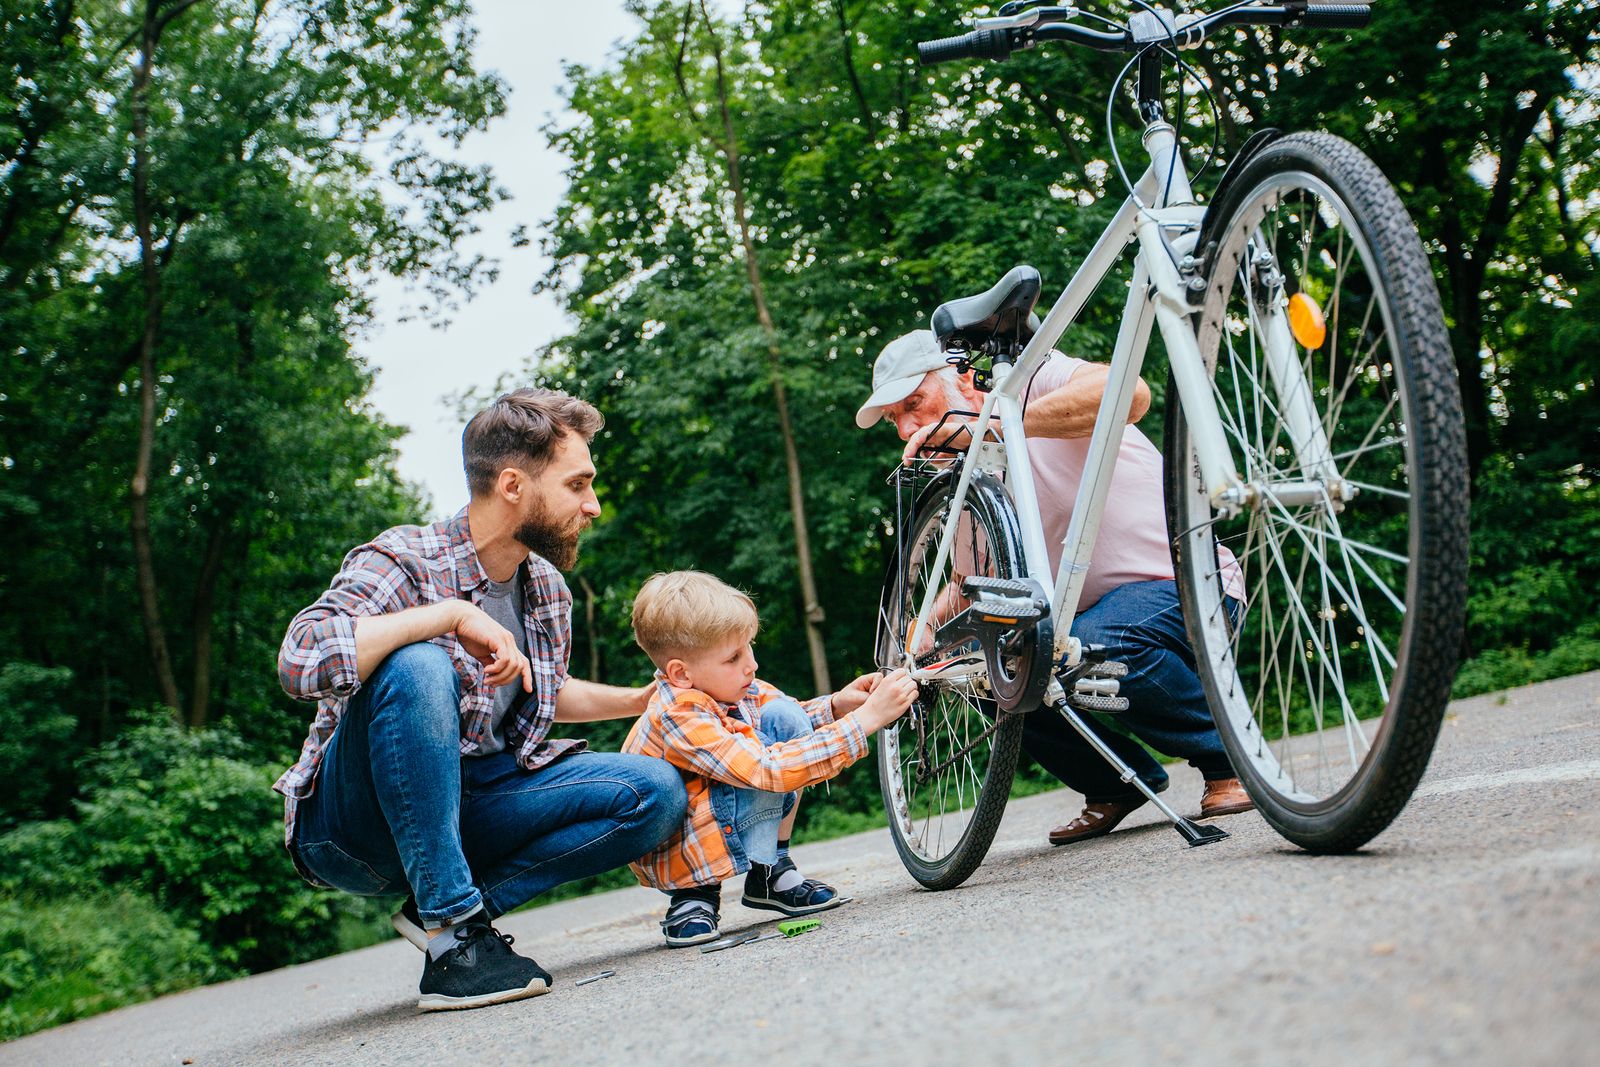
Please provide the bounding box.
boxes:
[876,470,1027,889]
[1166,132,1469,853]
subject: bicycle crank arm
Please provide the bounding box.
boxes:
[1049,693,1230,848]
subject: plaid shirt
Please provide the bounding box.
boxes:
[273,508,585,844]
[623,676,868,890]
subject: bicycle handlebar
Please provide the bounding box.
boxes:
[1209,3,1372,31]
[914,3,1372,66]
[916,28,1013,66]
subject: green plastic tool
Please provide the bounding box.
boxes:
[777,918,820,937]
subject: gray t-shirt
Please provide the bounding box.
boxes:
[475,563,530,756]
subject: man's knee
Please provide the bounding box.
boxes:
[356,642,461,738]
[372,641,457,689]
[626,755,689,835]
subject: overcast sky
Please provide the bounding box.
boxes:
[362,0,630,520]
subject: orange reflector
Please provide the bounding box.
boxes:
[1288,292,1327,349]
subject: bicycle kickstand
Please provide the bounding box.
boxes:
[1047,687,1230,848]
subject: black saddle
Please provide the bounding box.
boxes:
[931,265,1042,353]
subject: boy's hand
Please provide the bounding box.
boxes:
[831,671,883,716]
[853,668,919,734]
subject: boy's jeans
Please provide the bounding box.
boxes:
[1023,579,1242,803]
[289,642,688,926]
[718,698,809,868]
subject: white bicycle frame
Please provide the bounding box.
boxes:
[903,117,1337,695]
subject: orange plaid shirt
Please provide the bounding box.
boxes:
[623,675,868,890]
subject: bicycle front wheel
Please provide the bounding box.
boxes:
[875,470,1027,890]
[1166,132,1470,853]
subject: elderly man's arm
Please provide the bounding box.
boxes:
[1022,362,1150,440]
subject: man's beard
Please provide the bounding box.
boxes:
[514,500,586,571]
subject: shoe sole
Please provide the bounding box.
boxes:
[739,893,845,917]
[1047,823,1121,846]
[664,928,721,947]
[1047,802,1147,846]
[417,977,551,1012]
[1195,802,1255,820]
[392,912,429,953]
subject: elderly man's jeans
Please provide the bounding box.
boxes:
[1019,579,1238,803]
[290,642,687,926]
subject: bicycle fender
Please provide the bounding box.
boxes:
[1189,127,1286,303]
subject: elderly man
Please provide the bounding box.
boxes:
[857,330,1251,845]
[276,388,686,1012]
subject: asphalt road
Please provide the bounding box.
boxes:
[7,672,1598,1066]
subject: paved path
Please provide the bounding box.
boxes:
[7,673,1598,1066]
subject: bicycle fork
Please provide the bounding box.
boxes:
[1042,675,1230,847]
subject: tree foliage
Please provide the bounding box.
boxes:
[539,0,1600,799]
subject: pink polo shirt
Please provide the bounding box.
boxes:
[1017,354,1244,611]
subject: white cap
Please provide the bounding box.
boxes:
[854,330,948,429]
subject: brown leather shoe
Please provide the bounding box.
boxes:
[1047,797,1148,846]
[1197,777,1254,819]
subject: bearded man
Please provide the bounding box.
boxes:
[275,388,686,1012]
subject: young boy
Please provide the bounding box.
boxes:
[623,570,918,947]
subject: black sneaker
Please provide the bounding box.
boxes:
[392,897,427,952]
[417,915,551,1012]
[740,856,843,916]
[661,887,721,948]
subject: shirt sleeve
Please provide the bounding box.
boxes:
[651,693,868,793]
[1021,351,1087,404]
[276,544,421,702]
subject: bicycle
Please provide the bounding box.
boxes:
[874,1,1470,890]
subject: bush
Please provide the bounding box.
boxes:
[70,714,360,971]
[0,664,77,829]
[1453,621,1600,699]
[0,891,220,1040]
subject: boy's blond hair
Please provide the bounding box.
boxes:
[632,570,759,666]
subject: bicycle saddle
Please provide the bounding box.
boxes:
[930,265,1043,352]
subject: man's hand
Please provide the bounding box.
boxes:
[454,602,532,693]
[831,671,884,716]
[901,416,998,464]
[847,668,920,735]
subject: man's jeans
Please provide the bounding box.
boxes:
[289,642,688,926]
[1018,579,1238,804]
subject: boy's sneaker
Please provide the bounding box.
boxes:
[392,897,428,952]
[741,856,843,916]
[417,915,551,1012]
[661,888,721,947]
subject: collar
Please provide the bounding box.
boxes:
[446,507,491,596]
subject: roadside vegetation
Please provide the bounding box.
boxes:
[3,0,1596,1041]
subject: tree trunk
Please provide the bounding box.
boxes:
[577,574,602,681]
[187,518,230,728]
[129,0,182,713]
[688,3,832,694]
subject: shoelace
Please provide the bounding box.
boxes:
[452,920,515,951]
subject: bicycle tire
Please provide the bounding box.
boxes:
[875,470,1028,889]
[1165,131,1469,853]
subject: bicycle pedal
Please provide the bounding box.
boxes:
[961,575,1037,600]
[1068,691,1129,714]
[1082,659,1128,680]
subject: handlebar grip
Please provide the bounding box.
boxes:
[915,28,1012,66]
[1301,4,1372,28]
